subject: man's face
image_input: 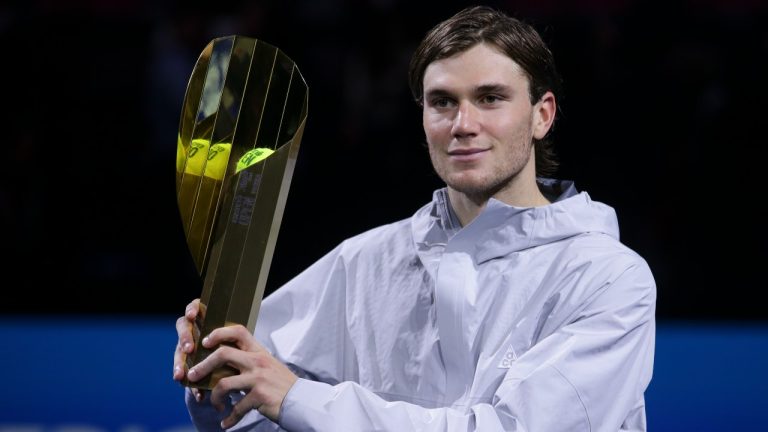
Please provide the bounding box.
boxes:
[422,43,553,199]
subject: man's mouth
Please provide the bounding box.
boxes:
[448,147,490,161]
[448,148,489,155]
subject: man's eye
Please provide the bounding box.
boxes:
[482,95,501,104]
[431,98,452,108]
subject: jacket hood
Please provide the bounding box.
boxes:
[412,178,620,264]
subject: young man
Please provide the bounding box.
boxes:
[173,6,656,431]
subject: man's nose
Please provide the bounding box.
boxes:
[451,101,480,138]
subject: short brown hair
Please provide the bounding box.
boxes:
[408,6,562,176]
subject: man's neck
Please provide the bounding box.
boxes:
[447,176,550,227]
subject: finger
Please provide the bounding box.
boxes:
[188,343,271,383]
[185,298,201,320]
[173,348,185,381]
[174,300,202,381]
[175,315,196,355]
[191,387,207,403]
[205,325,260,351]
[209,374,252,412]
[173,317,193,381]
[186,345,235,382]
[222,396,254,430]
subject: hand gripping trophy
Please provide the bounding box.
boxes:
[175,36,308,390]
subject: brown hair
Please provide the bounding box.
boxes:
[408,5,563,176]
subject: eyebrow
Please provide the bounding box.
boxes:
[424,83,513,100]
[474,83,512,94]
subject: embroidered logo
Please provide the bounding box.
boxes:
[498,345,518,368]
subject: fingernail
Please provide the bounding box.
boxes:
[173,365,181,377]
[202,337,210,347]
[195,390,203,402]
[220,421,227,429]
[188,368,197,379]
[183,342,192,353]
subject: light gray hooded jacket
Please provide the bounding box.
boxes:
[187,179,656,431]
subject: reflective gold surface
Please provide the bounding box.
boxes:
[175,36,308,389]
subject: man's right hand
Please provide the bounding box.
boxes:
[173,298,205,401]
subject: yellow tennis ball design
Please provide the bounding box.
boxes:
[236,148,275,173]
[204,143,231,180]
[183,139,211,176]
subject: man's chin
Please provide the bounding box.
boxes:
[447,180,496,200]
[445,173,514,200]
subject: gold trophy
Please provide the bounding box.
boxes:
[175,36,308,389]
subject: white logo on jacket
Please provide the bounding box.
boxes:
[498,345,518,368]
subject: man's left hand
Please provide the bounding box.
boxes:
[186,325,298,428]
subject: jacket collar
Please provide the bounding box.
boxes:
[412,179,619,265]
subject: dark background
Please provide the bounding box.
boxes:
[2,0,765,320]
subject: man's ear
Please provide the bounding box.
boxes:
[532,91,556,140]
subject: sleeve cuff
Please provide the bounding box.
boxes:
[278,378,336,431]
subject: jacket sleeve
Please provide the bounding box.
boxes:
[274,261,656,432]
[185,388,286,431]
